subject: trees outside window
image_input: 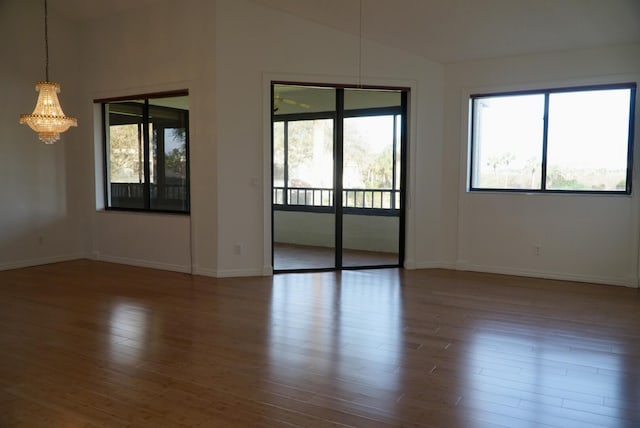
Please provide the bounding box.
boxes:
[470,84,636,193]
[102,93,189,213]
[274,112,401,210]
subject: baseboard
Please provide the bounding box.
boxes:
[0,253,86,271]
[96,254,191,274]
[413,261,457,270]
[191,266,269,278]
[6,254,633,288]
[214,268,269,278]
[456,262,635,288]
[191,266,216,277]
[403,258,416,269]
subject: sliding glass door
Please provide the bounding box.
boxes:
[342,88,404,267]
[272,84,407,272]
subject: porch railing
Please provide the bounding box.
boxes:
[110,182,188,211]
[273,186,400,210]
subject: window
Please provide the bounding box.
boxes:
[469,83,636,193]
[102,92,189,213]
[273,110,402,212]
[273,114,335,209]
[343,113,402,210]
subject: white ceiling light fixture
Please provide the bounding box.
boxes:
[19,0,77,144]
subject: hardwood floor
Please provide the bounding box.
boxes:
[0,260,639,427]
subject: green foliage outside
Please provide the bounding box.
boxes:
[479,152,626,191]
[109,124,143,183]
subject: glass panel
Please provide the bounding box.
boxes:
[273,85,336,270]
[273,85,335,115]
[106,101,145,209]
[342,88,401,268]
[395,114,401,208]
[546,89,631,191]
[273,211,335,270]
[344,88,401,110]
[287,119,334,202]
[149,97,189,212]
[343,115,395,206]
[471,94,544,190]
[273,121,285,205]
[342,214,399,267]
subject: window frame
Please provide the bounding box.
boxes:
[98,90,190,214]
[469,83,636,195]
[273,106,403,216]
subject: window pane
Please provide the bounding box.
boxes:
[106,101,145,209]
[395,115,401,190]
[287,119,334,204]
[471,95,544,190]
[344,88,401,110]
[273,121,285,187]
[149,100,189,212]
[343,115,395,209]
[103,94,189,212]
[395,115,401,209]
[163,128,187,181]
[273,85,335,115]
[546,89,631,191]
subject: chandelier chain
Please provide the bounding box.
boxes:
[44,0,49,81]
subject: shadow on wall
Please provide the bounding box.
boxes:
[0,130,82,270]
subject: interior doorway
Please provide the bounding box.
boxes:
[271,83,407,272]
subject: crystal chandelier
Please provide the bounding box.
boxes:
[19,0,77,144]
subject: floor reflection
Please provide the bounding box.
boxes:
[108,301,152,367]
[274,243,398,270]
[268,269,404,411]
[3,261,639,426]
[464,323,630,427]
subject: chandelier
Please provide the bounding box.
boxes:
[19,0,77,144]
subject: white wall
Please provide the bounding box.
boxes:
[4,0,637,288]
[81,0,438,277]
[1,0,445,277]
[215,0,445,275]
[78,0,217,274]
[0,0,86,269]
[274,211,399,252]
[274,212,334,248]
[442,45,640,286]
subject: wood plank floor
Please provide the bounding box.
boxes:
[0,260,639,427]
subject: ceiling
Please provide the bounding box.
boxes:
[49,0,161,22]
[51,0,640,63]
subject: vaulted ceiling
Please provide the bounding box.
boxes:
[52,0,640,63]
[251,0,640,63]
[49,0,161,22]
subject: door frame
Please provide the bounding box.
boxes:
[269,81,410,273]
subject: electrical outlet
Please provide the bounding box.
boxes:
[534,245,541,256]
[234,243,242,255]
